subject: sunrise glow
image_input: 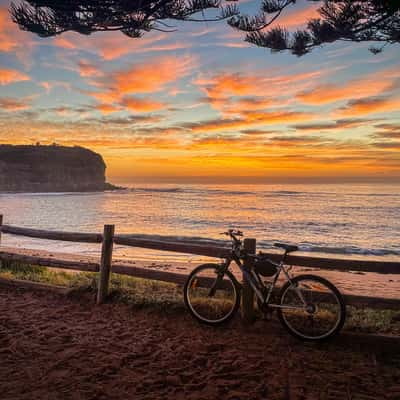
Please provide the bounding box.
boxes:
[0,1,399,183]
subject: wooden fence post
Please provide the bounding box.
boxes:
[97,224,115,304]
[241,238,256,324]
[0,215,3,245]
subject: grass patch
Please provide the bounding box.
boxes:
[0,260,183,312]
[0,259,95,287]
[0,260,399,334]
[108,273,183,311]
[345,306,400,335]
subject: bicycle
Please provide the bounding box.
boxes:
[184,229,346,341]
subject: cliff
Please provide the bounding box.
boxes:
[0,145,117,192]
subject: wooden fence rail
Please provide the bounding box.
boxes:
[1,217,400,317]
[2,224,102,243]
[2,224,399,274]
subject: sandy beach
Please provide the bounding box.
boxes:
[1,286,399,400]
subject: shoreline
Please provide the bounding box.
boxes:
[1,245,399,300]
[0,183,125,194]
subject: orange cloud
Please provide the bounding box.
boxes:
[196,69,324,116]
[0,8,19,52]
[0,68,30,85]
[197,70,322,98]
[78,60,103,78]
[0,97,30,111]
[53,31,189,61]
[84,56,193,113]
[53,36,77,50]
[187,110,313,133]
[120,96,165,113]
[337,97,400,117]
[200,73,260,99]
[297,68,398,105]
[112,55,194,95]
[276,4,320,28]
[292,118,375,132]
[95,103,122,114]
[0,6,36,66]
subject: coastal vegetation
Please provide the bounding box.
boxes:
[0,260,399,335]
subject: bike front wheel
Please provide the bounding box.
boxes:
[277,274,346,341]
[184,263,241,325]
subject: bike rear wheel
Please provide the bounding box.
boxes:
[184,264,241,325]
[277,274,346,341]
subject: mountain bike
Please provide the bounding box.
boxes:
[184,229,346,341]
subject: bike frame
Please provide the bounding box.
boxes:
[222,245,308,311]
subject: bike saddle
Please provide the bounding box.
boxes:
[274,243,298,253]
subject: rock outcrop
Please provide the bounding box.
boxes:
[0,144,117,192]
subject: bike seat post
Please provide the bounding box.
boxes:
[281,250,288,263]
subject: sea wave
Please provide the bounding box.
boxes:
[118,234,400,257]
[298,245,400,257]
[129,187,184,193]
[256,241,400,257]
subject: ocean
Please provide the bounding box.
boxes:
[1,183,399,263]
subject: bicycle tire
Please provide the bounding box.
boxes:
[184,263,241,325]
[277,274,346,341]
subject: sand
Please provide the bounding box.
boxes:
[1,246,400,299]
[0,286,399,400]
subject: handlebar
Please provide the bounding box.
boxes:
[220,229,243,236]
[220,229,243,245]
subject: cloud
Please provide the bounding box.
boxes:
[184,110,314,133]
[240,129,277,136]
[0,68,30,85]
[38,81,72,93]
[53,31,189,61]
[371,123,400,140]
[120,96,165,113]
[195,69,325,118]
[196,70,322,100]
[0,97,30,111]
[85,115,163,125]
[337,96,400,117]
[266,135,325,147]
[83,55,194,113]
[275,4,320,28]
[292,118,376,131]
[0,6,36,66]
[78,60,104,78]
[297,68,399,105]
[370,142,400,150]
[94,103,122,114]
[0,7,19,52]
[111,55,194,95]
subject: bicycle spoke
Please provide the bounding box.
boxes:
[279,276,344,340]
[185,265,239,324]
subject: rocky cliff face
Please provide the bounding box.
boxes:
[0,145,115,192]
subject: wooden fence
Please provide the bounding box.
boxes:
[0,215,399,321]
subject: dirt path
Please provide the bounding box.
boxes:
[0,287,399,400]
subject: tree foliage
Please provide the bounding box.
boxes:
[9,0,400,56]
[10,0,239,38]
[228,0,400,56]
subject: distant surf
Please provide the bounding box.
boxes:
[1,182,399,259]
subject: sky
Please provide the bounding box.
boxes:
[0,0,399,184]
